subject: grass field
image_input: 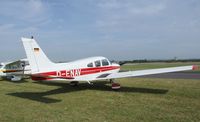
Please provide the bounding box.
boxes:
[0,62,200,122]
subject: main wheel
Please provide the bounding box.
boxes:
[111,83,121,90]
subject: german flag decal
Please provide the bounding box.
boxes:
[34,48,40,52]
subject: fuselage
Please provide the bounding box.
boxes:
[32,56,120,82]
[0,62,31,78]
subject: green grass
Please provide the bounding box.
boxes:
[0,62,200,122]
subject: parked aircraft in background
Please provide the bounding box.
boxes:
[0,59,31,81]
[21,37,198,90]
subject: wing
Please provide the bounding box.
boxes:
[96,65,197,80]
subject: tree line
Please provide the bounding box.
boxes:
[117,59,200,64]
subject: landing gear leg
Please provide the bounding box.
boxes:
[87,80,93,85]
[109,79,114,83]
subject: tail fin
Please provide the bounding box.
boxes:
[21,37,55,73]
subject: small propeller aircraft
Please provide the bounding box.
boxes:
[21,37,198,90]
[0,59,31,81]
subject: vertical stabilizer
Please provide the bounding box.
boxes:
[21,37,55,73]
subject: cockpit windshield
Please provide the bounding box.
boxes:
[0,65,3,69]
[95,60,101,67]
[102,59,109,66]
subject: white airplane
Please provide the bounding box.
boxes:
[21,37,198,89]
[0,59,31,81]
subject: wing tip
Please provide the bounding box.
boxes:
[192,65,199,70]
[21,37,34,42]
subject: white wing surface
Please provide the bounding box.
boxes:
[96,65,196,80]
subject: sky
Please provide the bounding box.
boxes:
[0,0,200,62]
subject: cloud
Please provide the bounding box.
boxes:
[0,0,52,36]
[129,4,166,15]
[0,24,15,31]
[0,0,200,61]
[97,0,122,9]
[0,0,48,23]
[97,0,166,14]
[95,0,166,30]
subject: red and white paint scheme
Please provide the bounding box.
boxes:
[21,37,197,90]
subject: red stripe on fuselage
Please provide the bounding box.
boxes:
[32,66,120,81]
[31,76,51,81]
[80,66,119,75]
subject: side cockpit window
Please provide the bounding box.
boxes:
[87,62,93,67]
[95,60,101,67]
[102,59,109,66]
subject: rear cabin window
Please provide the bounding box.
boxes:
[87,63,93,67]
[102,59,109,66]
[95,60,101,67]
